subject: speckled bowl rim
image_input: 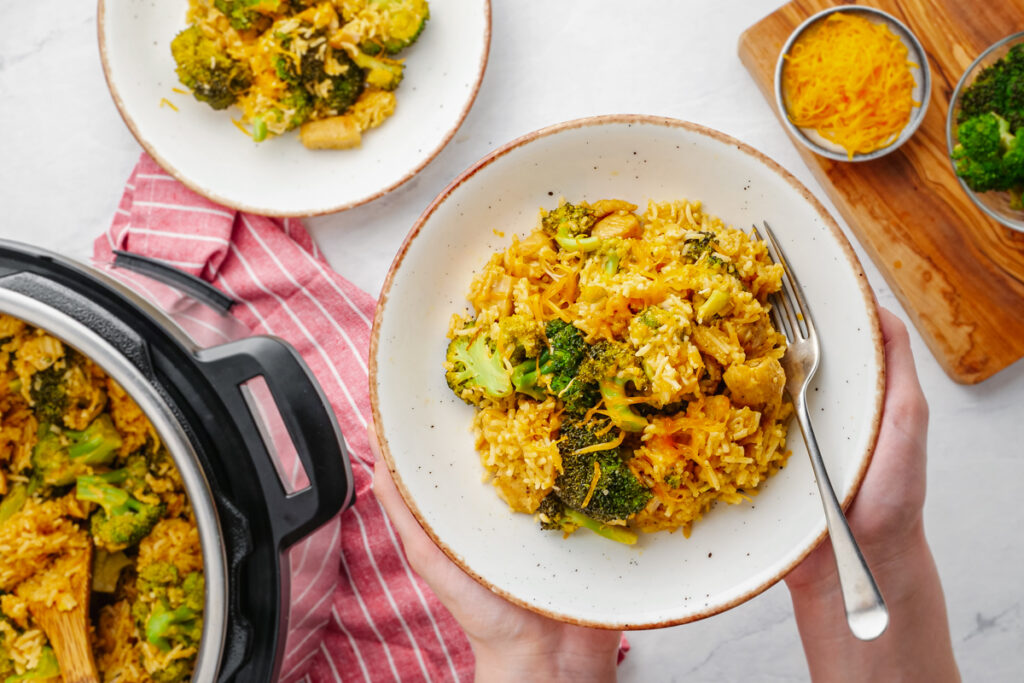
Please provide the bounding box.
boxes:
[96,0,492,217]
[945,30,1024,234]
[369,114,886,629]
[773,4,931,163]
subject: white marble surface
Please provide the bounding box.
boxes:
[1,1,1021,680]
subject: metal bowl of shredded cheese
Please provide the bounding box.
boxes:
[774,5,931,162]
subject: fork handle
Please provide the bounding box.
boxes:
[795,392,889,641]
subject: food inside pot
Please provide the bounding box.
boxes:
[0,314,203,682]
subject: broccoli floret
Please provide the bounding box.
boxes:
[537,493,638,545]
[577,341,649,432]
[28,365,67,427]
[0,482,29,525]
[633,400,688,418]
[542,203,596,238]
[556,427,651,524]
[66,414,123,463]
[276,45,366,114]
[132,564,204,678]
[682,230,715,256]
[76,476,164,551]
[959,111,1009,159]
[171,26,252,110]
[251,80,314,140]
[182,571,205,612]
[636,306,670,329]
[213,0,283,31]
[350,49,404,91]
[598,238,630,274]
[357,0,430,55]
[93,549,134,594]
[95,454,149,490]
[548,374,602,417]
[498,314,544,361]
[952,148,1007,193]
[545,417,651,530]
[33,427,85,487]
[953,112,1024,193]
[3,646,60,681]
[146,603,201,653]
[445,328,513,405]
[697,289,731,323]
[959,43,1024,131]
[541,203,600,252]
[542,320,588,375]
[137,562,180,594]
[510,321,600,415]
[510,358,546,401]
[32,415,122,488]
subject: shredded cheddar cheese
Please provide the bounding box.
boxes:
[782,12,918,159]
[580,461,602,509]
[572,430,626,456]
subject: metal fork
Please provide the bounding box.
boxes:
[754,222,889,641]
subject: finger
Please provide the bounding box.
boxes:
[367,425,442,567]
[879,309,922,396]
[877,308,929,448]
[368,424,418,537]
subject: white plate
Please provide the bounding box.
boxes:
[371,115,885,628]
[98,0,490,216]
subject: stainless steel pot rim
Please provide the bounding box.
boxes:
[0,289,227,683]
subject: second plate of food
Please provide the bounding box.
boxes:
[371,115,884,628]
[99,0,491,215]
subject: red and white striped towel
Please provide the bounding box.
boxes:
[94,153,474,682]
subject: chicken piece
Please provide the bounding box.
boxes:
[300,116,361,149]
[737,315,779,357]
[723,357,785,409]
[591,212,642,240]
[590,199,638,218]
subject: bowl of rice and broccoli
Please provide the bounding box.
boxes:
[370,115,885,628]
[98,0,491,215]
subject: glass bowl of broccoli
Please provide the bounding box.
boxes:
[947,31,1024,233]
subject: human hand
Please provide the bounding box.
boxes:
[784,307,959,682]
[369,426,621,683]
[786,307,929,594]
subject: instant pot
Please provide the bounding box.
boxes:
[0,240,354,681]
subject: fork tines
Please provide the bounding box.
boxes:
[751,222,816,344]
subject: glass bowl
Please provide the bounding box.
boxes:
[947,31,1024,233]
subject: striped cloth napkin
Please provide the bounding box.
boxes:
[93,153,474,682]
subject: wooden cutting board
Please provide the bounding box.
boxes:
[739,0,1024,384]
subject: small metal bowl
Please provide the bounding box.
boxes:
[946,31,1024,233]
[774,5,931,162]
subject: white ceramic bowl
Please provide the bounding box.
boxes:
[98,0,490,216]
[774,5,930,162]
[371,115,885,628]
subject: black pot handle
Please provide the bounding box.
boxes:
[112,250,235,314]
[196,336,353,549]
